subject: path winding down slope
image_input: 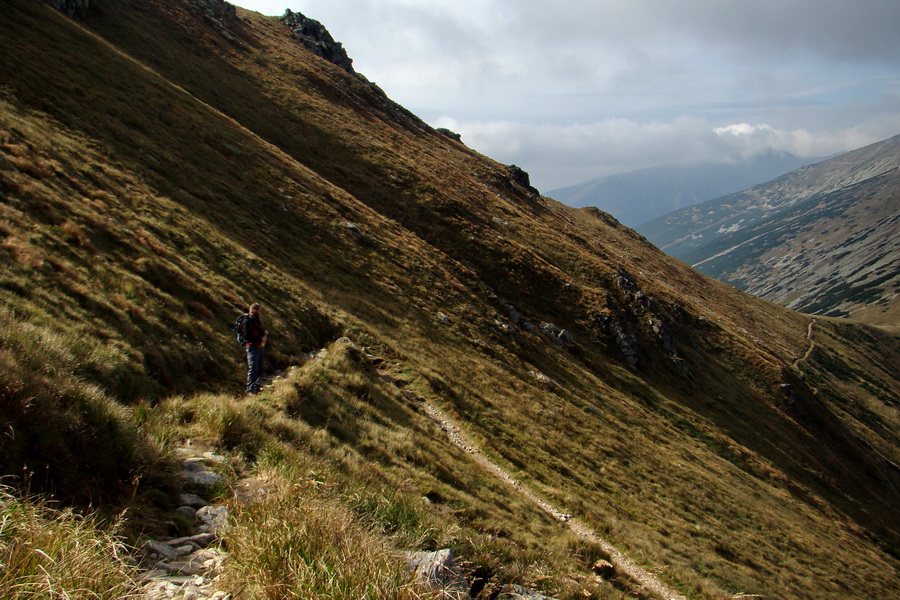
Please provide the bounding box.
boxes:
[415,395,687,600]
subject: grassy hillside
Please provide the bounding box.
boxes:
[1,1,898,599]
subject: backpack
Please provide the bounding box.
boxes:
[234,313,249,345]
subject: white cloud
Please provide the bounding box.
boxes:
[442,117,896,191]
[233,0,900,190]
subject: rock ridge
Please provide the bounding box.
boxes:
[281,9,354,73]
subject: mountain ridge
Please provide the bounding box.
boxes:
[1,2,898,599]
[637,135,900,323]
[549,151,816,227]
[637,134,900,255]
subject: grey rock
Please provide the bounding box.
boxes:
[341,221,362,239]
[182,457,208,472]
[437,128,462,142]
[143,539,179,561]
[183,470,223,486]
[166,533,216,549]
[497,584,558,599]
[177,493,209,507]
[176,506,198,519]
[408,549,470,599]
[196,505,229,534]
[335,337,357,349]
[281,9,354,73]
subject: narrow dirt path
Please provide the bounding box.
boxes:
[793,317,818,369]
[418,400,687,600]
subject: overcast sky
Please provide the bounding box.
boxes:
[231,0,900,191]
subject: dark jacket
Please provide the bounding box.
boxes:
[241,315,265,347]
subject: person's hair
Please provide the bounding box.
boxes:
[249,303,261,311]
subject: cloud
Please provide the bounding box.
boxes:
[233,0,900,189]
[439,116,897,191]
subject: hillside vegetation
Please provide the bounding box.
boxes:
[1,2,898,599]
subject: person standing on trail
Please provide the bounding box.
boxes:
[241,303,268,395]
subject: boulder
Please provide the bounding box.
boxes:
[407,549,470,599]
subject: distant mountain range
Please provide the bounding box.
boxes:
[548,151,815,227]
[638,134,900,322]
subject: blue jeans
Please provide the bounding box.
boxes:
[246,345,264,394]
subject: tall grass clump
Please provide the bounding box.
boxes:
[0,310,148,503]
[222,483,442,600]
[0,487,141,599]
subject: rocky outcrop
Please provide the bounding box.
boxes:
[281,9,354,73]
[437,128,462,142]
[407,549,471,599]
[191,0,239,43]
[505,164,541,198]
[47,0,92,18]
[593,268,691,375]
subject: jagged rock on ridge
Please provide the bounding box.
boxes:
[281,9,354,73]
[437,128,462,142]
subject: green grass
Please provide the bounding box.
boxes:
[0,2,898,599]
[0,488,141,600]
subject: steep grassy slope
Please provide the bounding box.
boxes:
[1,2,899,599]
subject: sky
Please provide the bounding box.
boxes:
[231,0,900,192]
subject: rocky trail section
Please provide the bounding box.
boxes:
[140,447,233,600]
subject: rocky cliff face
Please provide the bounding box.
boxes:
[281,9,354,73]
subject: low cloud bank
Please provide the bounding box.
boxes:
[436,116,899,191]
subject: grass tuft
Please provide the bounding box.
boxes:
[0,487,141,600]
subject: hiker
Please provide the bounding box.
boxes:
[241,303,268,395]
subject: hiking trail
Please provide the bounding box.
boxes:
[413,392,687,600]
[793,317,818,370]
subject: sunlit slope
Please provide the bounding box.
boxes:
[1,2,898,599]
